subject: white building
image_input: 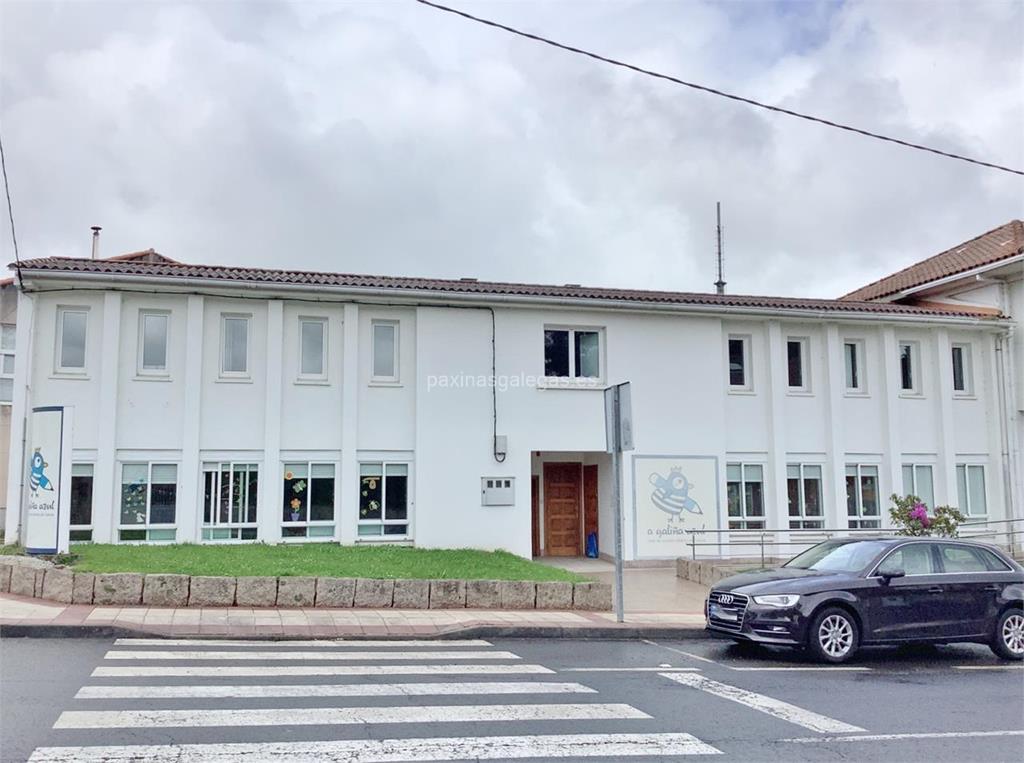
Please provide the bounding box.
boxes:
[3,222,1021,560]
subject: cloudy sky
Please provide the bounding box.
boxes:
[1,0,1021,298]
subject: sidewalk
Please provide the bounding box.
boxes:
[0,593,706,639]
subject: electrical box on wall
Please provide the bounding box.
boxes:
[481,477,514,506]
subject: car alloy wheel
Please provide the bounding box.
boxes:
[818,614,854,659]
[1002,612,1024,656]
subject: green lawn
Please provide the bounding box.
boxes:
[60,543,584,582]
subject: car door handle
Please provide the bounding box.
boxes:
[983,584,1001,591]
[927,586,943,593]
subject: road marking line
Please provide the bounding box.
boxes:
[54,703,651,729]
[75,681,596,699]
[113,638,493,647]
[92,663,554,678]
[27,733,722,761]
[660,672,865,734]
[781,730,1024,744]
[729,667,871,672]
[562,667,701,672]
[954,665,1024,671]
[642,640,720,665]
[103,649,519,661]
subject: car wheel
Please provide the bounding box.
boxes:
[990,608,1024,661]
[808,607,859,664]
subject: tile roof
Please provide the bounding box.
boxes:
[9,255,1003,320]
[841,220,1024,301]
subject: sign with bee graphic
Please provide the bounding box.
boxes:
[24,406,72,554]
[631,455,720,559]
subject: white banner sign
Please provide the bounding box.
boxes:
[632,455,720,559]
[24,406,72,554]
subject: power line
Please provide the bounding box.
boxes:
[0,126,23,289]
[414,0,1024,177]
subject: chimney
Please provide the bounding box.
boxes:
[90,226,102,260]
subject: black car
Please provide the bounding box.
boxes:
[705,537,1024,663]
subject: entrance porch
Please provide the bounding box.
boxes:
[530,452,610,559]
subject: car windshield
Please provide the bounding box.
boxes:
[784,540,889,573]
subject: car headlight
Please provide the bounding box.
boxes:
[752,594,800,607]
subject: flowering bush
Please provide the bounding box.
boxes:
[889,494,965,537]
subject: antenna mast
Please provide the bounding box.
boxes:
[714,202,726,295]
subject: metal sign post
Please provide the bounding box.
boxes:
[605,382,633,623]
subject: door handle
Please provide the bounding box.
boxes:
[983,584,1001,591]
[927,586,943,593]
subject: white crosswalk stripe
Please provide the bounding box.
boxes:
[55,703,651,729]
[75,681,597,699]
[114,638,495,647]
[93,663,554,677]
[28,733,722,761]
[33,638,725,760]
[103,649,520,661]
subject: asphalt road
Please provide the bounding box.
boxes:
[0,635,1021,762]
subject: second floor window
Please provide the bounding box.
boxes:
[844,340,864,393]
[221,315,250,376]
[544,328,600,379]
[951,344,972,395]
[139,312,169,374]
[786,338,808,391]
[57,307,88,372]
[727,336,749,389]
[899,341,919,394]
[299,318,327,379]
[372,321,399,381]
[0,324,14,402]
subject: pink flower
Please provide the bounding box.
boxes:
[909,503,930,526]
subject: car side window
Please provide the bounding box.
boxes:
[940,544,1009,573]
[877,545,937,576]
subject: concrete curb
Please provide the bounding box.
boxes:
[0,622,711,641]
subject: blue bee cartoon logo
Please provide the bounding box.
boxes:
[649,467,702,522]
[29,449,54,495]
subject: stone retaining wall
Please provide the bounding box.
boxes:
[0,556,612,610]
[676,557,780,587]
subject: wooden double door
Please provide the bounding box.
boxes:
[539,462,598,557]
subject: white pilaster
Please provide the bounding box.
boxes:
[177,296,204,543]
[766,321,788,529]
[933,329,957,507]
[880,327,902,523]
[824,324,847,527]
[94,292,121,543]
[4,291,34,544]
[338,303,359,543]
[259,300,284,543]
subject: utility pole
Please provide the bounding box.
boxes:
[714,202,726,295]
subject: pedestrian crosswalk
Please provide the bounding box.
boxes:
[28,637,723,761]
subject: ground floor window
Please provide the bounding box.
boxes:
[282,462,336,539]
[202,462,259,541]
[119,463,177,542]
[846,464,880,529]
[901,463,935,508]
[955,464,987,516]
[69,463,94,542]
[787,464,823,529]
[726,463,765,529]
[359,462,409,537]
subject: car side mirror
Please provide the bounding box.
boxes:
[880,568,905,584]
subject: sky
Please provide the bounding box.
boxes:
[0,0,1021,298]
